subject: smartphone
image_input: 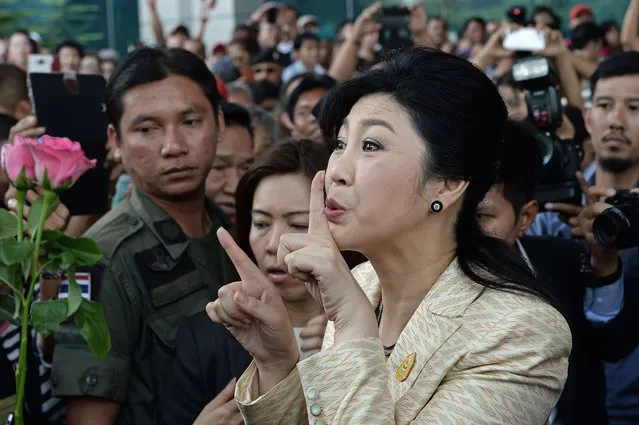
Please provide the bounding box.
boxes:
[28,73,110,215]
[27,54,54,74]
[503,28,545,52]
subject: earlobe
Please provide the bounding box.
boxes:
[281,112,294,131]
[107,124,121,155]
[517,200,539,237]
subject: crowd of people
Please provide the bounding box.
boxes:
[2,1,639,424]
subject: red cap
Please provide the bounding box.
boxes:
[215,76,228,100]
[570,5,593,20]
[212,43,226,55]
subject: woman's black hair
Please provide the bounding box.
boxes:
[235,139,330,261]
[319,47,556,306]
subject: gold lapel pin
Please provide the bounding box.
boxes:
[395,352,416,382]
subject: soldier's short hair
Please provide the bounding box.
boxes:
[104,47,221,133]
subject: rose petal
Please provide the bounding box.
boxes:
[27,136,96,189]
[2,143,36,182]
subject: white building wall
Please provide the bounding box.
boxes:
[137,0,260,52]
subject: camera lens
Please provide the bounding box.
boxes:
[594,214,620,243]
[593,207,632,250]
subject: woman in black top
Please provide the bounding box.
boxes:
[159,139,335,425]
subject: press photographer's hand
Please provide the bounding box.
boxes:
[351,2,383,42]
[576,178,620,277]
[534,28,569,58]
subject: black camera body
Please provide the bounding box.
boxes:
[593,190,639,250]
[512,55,582,210]
[507,6,527,26]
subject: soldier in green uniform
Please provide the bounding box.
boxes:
[51,47,229,425]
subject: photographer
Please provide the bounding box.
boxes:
[329,2,434,82]
[479,119,636,425]
[474,25,583,109]
[530,52,639,424]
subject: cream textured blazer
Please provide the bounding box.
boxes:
[236,259,572,424]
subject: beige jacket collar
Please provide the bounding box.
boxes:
[349,259,485,403]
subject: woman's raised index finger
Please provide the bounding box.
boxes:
[216,227,263,280]
[308,171,331,235]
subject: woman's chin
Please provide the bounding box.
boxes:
[277,280,313,303]
[330,230,361,253]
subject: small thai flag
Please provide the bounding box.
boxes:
[58,272,91,301]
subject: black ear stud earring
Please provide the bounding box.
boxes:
[431,200,443,213]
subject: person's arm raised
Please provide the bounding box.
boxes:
[145,0,166,46]
[622,0,639,51]
[194,0,214,42]
[329,2,382,81]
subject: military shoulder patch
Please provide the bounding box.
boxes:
[58,272,92,301]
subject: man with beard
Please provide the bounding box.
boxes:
[530,51,639,424]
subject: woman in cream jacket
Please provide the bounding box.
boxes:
[207,48,571,424]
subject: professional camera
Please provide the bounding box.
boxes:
[593,190,639,250]
[511,55,582,210]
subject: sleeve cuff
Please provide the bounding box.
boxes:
[586,257,623,288]
[296,338,386,422]
[236,361,306,424]
[51,344,130,402]
[584,276,625,325]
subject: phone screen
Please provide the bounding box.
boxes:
[28,73,110,216]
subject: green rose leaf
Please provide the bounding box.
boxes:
[74,299,111,359]
[41,229,65,244]
[22,257,32,282]
[0,294,20,325]
[53,236,102,266]
[0,239,32,265]
[42,259,62,275]
[0,262,22,289]
[0,209,18,239]
[27,196,60,235]
[31,300,68,337]
[66,269,82,317]
[59,252,76,271]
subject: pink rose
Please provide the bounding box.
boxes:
[1,135,37,187]
[25,136,97,190]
